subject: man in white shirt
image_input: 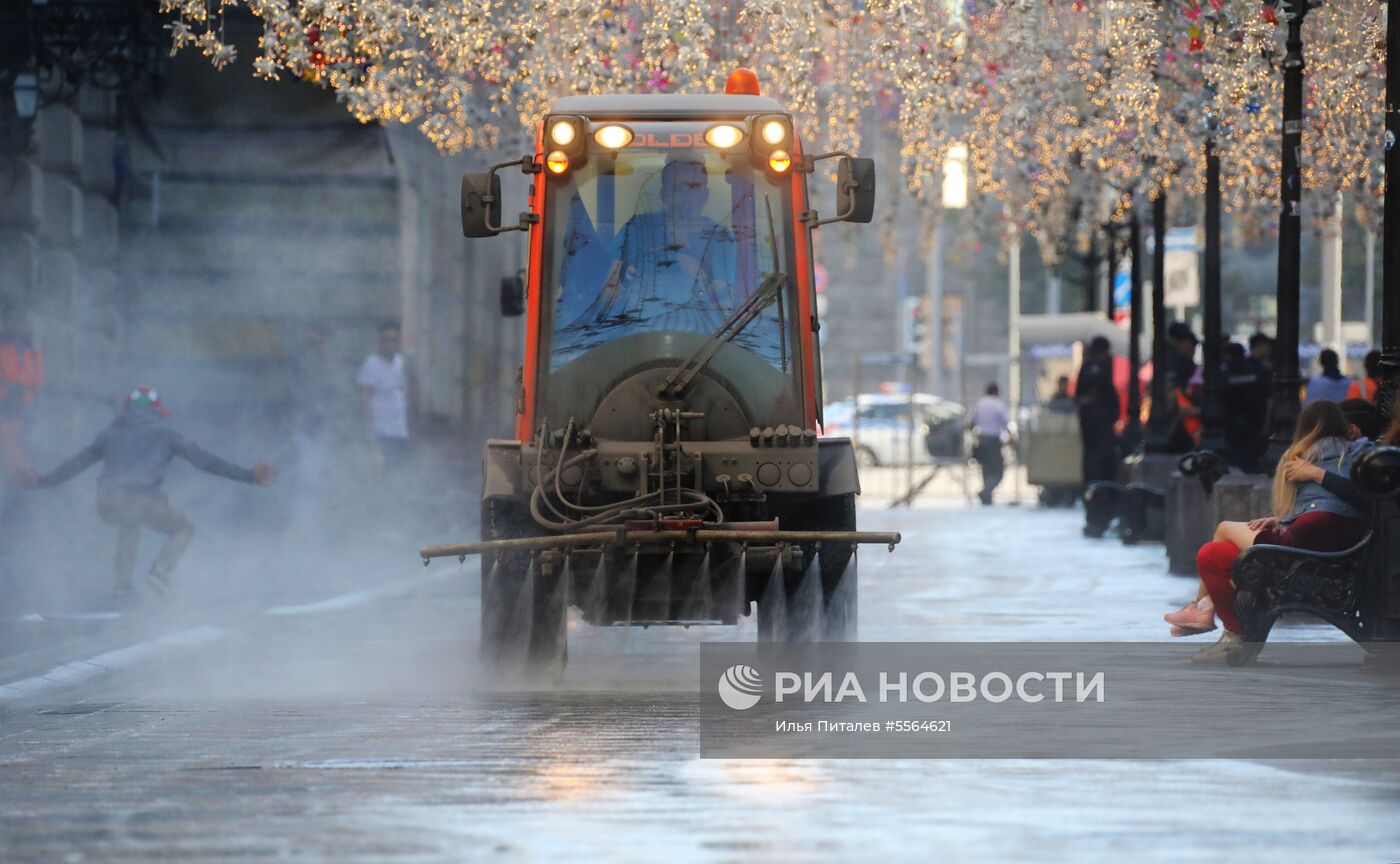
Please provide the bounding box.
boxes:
[357,320,416,468]
[969,382,1011,505]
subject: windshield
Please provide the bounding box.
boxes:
[536,121,804,433]
[545,123,796,372]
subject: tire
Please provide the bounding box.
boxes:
[480,499,568,675]
[758,493,859,642]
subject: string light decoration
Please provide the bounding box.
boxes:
[160,0,1387,237]
[1297,0,1384,230]
[965,0,1103,263]
[736,0,822,144]
[867,0,961,219]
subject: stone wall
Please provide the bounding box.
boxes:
[0,88,124,458]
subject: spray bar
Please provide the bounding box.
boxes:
[420,528,902,564]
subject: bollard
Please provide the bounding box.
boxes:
[1165,472,1212,575]
[1165,451,1231,575]
[1119,451,1173,545]
[1208,473,1260,530]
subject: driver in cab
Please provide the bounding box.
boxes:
[610,155,738,309]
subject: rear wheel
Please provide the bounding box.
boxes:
[480,499,568,675]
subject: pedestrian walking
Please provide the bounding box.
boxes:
[969,382,1010,505]
[22,388,275,602]
[1075,336,1120,492]
[357,320,416,470]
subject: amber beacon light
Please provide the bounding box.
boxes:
[724,68,761,96]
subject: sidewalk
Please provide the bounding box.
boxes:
[858,462,1036,508]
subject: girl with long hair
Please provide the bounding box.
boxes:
[1166,400,1371,663]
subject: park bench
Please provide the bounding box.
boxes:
[1224,446,1400,665]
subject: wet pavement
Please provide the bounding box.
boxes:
[2,506,1398,862]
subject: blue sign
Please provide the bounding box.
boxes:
[1113,266,1131,310]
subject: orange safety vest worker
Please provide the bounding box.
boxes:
[1345,377,1378,402]
[1175,386,1202,444]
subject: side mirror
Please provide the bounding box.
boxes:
[461,172,503,237]
[836,157,876,224]
[500,270,525,317]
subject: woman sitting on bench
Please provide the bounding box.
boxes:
[1165,400,1370,663]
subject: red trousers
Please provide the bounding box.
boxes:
[1197,512,1367,633]
[1197,541,1245,633]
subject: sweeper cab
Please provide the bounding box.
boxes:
[423,70,899,671]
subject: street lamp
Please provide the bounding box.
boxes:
[1265,0,1311,464]
[1126,206,1143,448]
[1198,136,1226,454]
[1378,0,1400,421]
[925,143,969,398]
[1145,190,1173,452]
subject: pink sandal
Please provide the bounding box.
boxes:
[1165,600,1216,631]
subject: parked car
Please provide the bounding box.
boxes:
[823,393,966,466]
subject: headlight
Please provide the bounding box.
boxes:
[549,120,577,147]
[760,119,787,146]
[705,123,745,150]
[594,124,634,149]
[544,115,587,159]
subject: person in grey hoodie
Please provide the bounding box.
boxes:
[23,388,275,599]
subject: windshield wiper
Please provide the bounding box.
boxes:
[658,271,788,399]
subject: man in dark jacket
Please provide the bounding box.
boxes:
[1075,336,1120,490]
[24,388,275,599]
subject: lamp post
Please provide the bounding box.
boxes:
[1362,0,1400,646]
[1377,0,1400,420]
[1082,224,1100,313]
[925,143,970,399]
[1145,190,1173,451]
[1265,0,1310,463]
[1105,220,1118,323]
[1199,137,1226,453]
[1126,206,1143,448]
